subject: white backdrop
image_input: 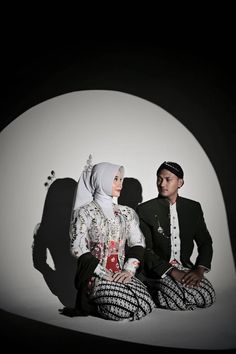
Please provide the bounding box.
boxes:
[0,90,235,350]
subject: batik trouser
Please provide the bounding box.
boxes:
[143,275,216,311]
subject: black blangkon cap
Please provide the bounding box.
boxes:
[156,161,184,179]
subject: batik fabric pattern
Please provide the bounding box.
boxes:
[70,201,155,320]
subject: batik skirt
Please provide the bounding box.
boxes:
[90,276,156,321]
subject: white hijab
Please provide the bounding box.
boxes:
[73,155,124,219]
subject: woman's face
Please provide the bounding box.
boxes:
[112,170,123,197]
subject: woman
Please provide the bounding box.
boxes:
[70,155,155,321]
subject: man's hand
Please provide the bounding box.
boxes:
[169,268,186,282]
[181,267,205,287]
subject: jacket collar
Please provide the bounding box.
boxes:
[157,194,182,206]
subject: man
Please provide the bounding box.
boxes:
[136,161,216,310]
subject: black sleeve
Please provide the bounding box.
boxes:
[74,252,99,315]
[125,245,145,272]
[194,203,213,269]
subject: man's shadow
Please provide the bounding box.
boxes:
[32,178,78,307]
[118,177,143,211]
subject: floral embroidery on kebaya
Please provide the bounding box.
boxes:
[106,254,120,273]
[70,201,145,274]
[90,241,104,260]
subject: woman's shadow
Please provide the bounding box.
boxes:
[32,178,78,307]
[118,177,143,211]
[118,177,144,271]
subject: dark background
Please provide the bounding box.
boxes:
[1,39,235,353]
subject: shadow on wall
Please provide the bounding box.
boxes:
[32,178,78,307]
[118,177,143,211]
[118,177,143,258]
[32,176,143,308]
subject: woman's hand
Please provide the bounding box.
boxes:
[102,270,114,281]
[112,270,133,284]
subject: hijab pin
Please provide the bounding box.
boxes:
[44,170,56,190]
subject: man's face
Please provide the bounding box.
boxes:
[157,169,183,201]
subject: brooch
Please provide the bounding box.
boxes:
[155,215,170,239]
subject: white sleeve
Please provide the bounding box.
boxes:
[123,258,140,275]
[70,208,90,258]
[126,209,145,248]
[94,264,111,278]
[161,266,174,278]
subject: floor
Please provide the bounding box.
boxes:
[1,274,235,351]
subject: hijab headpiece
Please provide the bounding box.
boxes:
[73,155,124,219]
